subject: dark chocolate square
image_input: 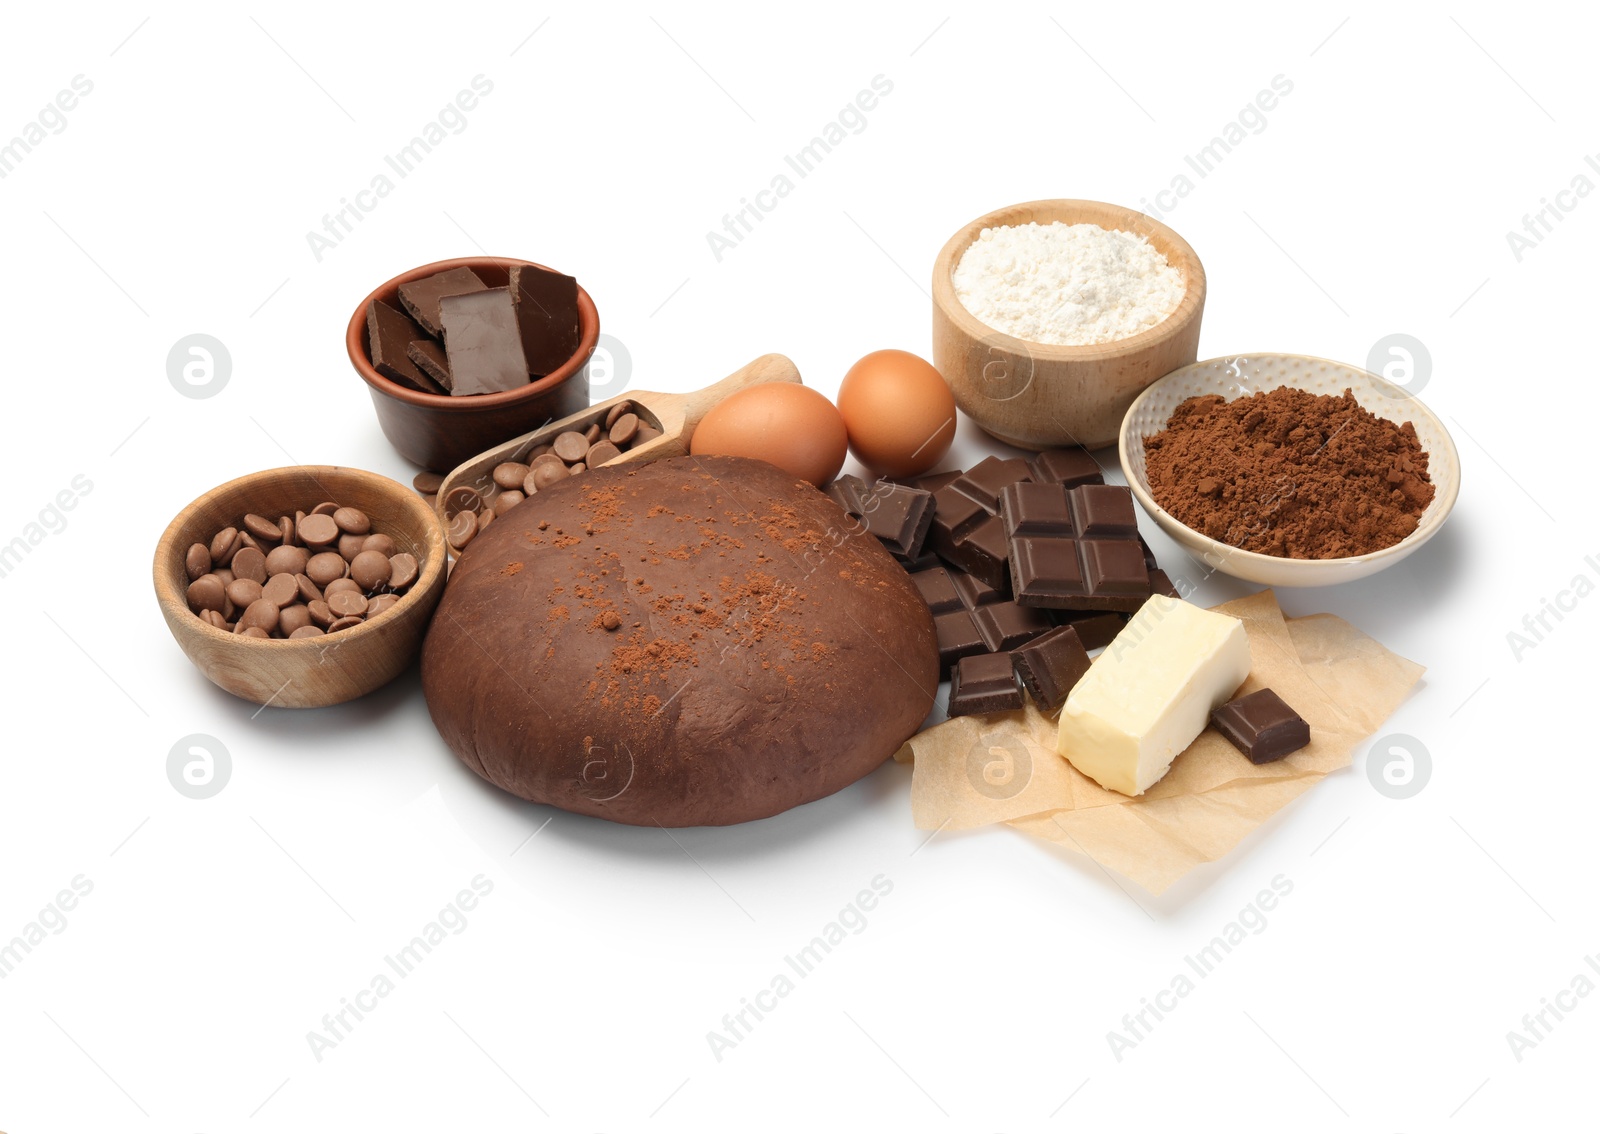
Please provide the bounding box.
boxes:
[1031,448,1104,488]
[1012,625,1092,712]
[858,482,935,559]
[1080,539,1151,599]
[934,609,986,675]
[405,339,451,393]
[950,567,1006,608]
[953,456,1032,509]
[948,651,1023,717]
[1059,611,1126,651]
[1069,484,1140,538]
[971,601,1053,653]
[999,481,1073,536]
[825,474,869,517]
[910,566,963,614]
[1010,537,1084,604]
[1211,688,1311,764]
[941,514,1011,589]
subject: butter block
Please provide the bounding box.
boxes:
[1056,595,1251,796]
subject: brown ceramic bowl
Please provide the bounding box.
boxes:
[154,465,447,708]
[347,256,599,472]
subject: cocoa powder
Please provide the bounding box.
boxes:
[1142,387,1434,559]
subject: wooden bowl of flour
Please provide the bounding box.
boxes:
[931,199,1206,451]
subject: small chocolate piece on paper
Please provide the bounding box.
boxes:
[1012,624,1092,713]
[398,266,489,338]
[406,339,452,392]
[948,652,1023,717]
[439,288,531,397]
[367,300,435,391]
[509,263,582,377]
[1211,687,1311,764]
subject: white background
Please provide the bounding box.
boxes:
[1,2,1594,1130]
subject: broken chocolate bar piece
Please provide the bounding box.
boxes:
[439,288,531,397]
[1012,624,1092,713]
[1059,611,1126,651]
[398,266,489,338]
[948,651,1023,717]
[367,300,437,392]
[509,263,582,377]
[910,565,962,613]
[825,474,869,517]
[856,481,935,559]
[972,600,1053,653]
[406,339,452,392]
[1211,688,1310,764]
[934,608,987,674]
[1030,447,1104,488]
[1005,482,1152,611]
[898,468,962,494]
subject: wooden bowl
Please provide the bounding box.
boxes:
[346,256,599,473]
[1119,354,1461,587]
[931,199,1206,451]
[153,466,448,707]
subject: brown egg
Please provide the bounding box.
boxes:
[689,383,848,487]
[837,349,958,477]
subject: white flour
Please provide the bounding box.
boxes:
[952,221,1185,346]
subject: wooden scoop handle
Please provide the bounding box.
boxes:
[676,353,801,445]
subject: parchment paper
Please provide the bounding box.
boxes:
[894,591,1423,894]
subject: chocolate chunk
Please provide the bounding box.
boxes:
[900,469,962,494]
[1211,688,1310,764]
[509,263,582,377]
[971,601,1053,652]
[439,288,530,396]
[1057,612,1124,651]
[1030,448,1104,488]
[406,339,452,392]
[950,568,1005,609]
[367,300,436,391]
[856,481,935,560]
[398,266,489,338]
[948,652,1023,717]
[1012,625,1092,712]
[1000,481,1073,536]
[910,565,962,613]
[895,551,942,573]
[934,608,987,674]
[927,457,1034,589]
[825,474,869,516]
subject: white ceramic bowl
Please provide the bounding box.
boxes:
[1118,354,1460,587]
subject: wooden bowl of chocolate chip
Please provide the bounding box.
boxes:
[153,466,448,707]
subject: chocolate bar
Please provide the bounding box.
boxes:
[948,652,1023,717]
[438,288,531,397]
[406,339,452,392]
[1211,688,1310,764]
[927,456,1033,589]
[1002,483,1152,611]
[398,266,489,338]
[509,263,582,377]
[1059,610,1126,651]
[367,300,438,392]
[1012,624,1092,713]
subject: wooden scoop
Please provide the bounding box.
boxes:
[435,353,801,524]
